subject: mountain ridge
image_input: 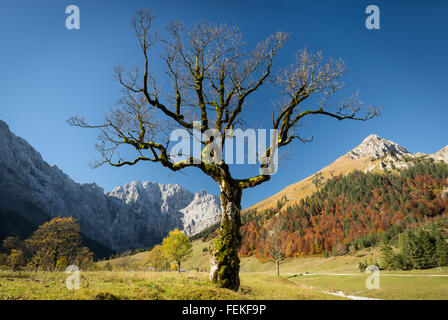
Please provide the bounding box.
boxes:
[0,120,221,253]
[345,134,410,159]
[246,134,448,212]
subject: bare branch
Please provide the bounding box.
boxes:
[272,49,381,147]
[69,12,379,193]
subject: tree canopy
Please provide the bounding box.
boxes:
[68,9,380,189]
[68,9,380,291]
[0,217,95,272]
[161,229,192,271]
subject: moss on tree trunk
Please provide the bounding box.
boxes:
[210,181,242,291]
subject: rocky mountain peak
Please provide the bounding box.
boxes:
[0,119,8,130]
[181,191,221,236]
[431,145,448,163]
[195,190,208,198]
[0,119,221,252]
[346,134,409,159]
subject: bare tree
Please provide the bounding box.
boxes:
[68,9,380,291]
[265,213,286,277]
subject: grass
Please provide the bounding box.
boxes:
[2,269,447,300]
[0,271,336,300]
[96,240,212,272]
[57,241,448,300]
[98,241,381,274]
[287,274,448,300]
[238,274,341,300]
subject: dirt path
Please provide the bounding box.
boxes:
[300,273,448,277]
[322,290,382,300]
[290,272,448,300]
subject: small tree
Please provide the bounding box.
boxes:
[380,240,395,270]
[311,172,324,192]
[146,244,169,271]
[407,230,426,269]
[104,262,112,271]
[420,229,436,268]
[435,231,448,268]
[73,247,95,270]
[276,195,288,211]
[265,214,286,276]
[2,236,23,255]
[25,217,82,272]
[161,229,192,272]
[8,249,25,271]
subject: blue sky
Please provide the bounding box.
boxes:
[0,0,447,208]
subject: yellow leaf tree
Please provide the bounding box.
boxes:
[161,229,192,272]
[146,244,169,271]
[7,249,25,271]
[25,217,82,271]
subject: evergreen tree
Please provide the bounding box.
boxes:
[407,230,425,269]
[380,240,395,270]
[419,230,436,268]
[435,231,448,267]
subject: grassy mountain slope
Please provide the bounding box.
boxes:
[246,155,377,213]
[241,160,448,258]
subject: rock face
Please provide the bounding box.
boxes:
[346,134,448,172]
[430,145,448,163]
[180,190,222,236]
[0,120,221,252]
[346,134,410,159]
[108,181,221,239]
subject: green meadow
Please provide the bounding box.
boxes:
[2,241,448,300]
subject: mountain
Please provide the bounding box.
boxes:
[241,158,448,258]
[108,181,221,238]
[239,134,448,258]
[180,190,221,236]
[432,145,448,163]
[247,134,448,212]
[0,120,221,254]
[346,134,409,159]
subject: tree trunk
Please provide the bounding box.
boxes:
[178,261,181,273]
[276,259,279,277]
[210,180,242,291]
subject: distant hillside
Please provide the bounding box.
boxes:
[241,160,448,258]
[188,135,448,259]
[234,135,448,260]
[246,134,448,213]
